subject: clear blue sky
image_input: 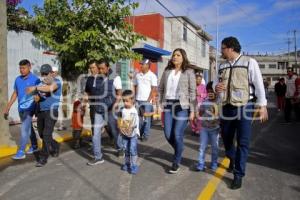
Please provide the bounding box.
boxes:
[19,0,300,55]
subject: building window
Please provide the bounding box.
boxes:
[269,64,276,69]
[201,39,206,57]
[292,64,299,69]
[272,77,280,81]
[278,62,289,69]
[278,62,284,69]
[259,64,265,68]
[183,23,187,42]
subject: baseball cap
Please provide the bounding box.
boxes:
[52,66,59,72]
[40,64,52,74]
[140,58,150,65]
[195,72,203,77]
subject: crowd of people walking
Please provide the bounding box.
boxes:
[4,36,274,190]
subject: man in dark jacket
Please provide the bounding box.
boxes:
[274,78,286,112]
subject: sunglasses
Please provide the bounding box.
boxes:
[41,73,49,76]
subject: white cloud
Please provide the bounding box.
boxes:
[132,0,299,53]
[133,0,264,32]
[273,0,300,11]
[133,0,299,32]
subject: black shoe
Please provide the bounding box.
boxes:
[35,161,47,167]
[87,158,104,166]
[50,144,60,157]
[139,135,144,141]
[231,176,242,190]
[51,150,59,157]
[227,159,234,173]
[73,140,81,149]
[168,163,180,174]
[191,131,198,136]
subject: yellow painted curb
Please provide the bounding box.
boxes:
[54,129,91,143]
[0,129,92,159]
[0,146,18,158]
[197,157,230,200]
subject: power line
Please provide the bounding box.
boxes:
[218,0,290,54]
[153,0,206,41]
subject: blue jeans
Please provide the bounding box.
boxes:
[92,112,105,160]
[163,100,189,165]
[221,103,254,177]
[136,101,153,138]
[122,135,138,166]
[108,111,123,150]
[198,127,219,166]
[19,111,37,152]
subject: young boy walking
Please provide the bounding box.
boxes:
[117,90,140,174]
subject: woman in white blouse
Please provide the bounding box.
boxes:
[159,48,196,174]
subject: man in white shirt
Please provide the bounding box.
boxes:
[215,36,268,190]
[134,59,158,141]
[52,66,67,131]
[284,68,296,123]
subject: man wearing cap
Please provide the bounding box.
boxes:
[134,58,158,141]
[3,59,40,159]
[27,64,62,167]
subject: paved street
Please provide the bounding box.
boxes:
[0,94,300,200]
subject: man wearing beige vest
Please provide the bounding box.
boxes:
[216,37,268,190]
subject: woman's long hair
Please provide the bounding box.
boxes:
[165,48,191,72]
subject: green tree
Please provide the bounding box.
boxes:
[32,0,144,80]
[7,0,36,32]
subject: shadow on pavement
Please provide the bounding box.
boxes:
[247,107,300,177]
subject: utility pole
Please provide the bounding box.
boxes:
[293,30,298,74]
[215,0,219,79]
[287,37,292,71]
[287,38,291,63]
[294,30,297,63]
[0,1,14,147]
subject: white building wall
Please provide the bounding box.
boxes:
[163,18,210,70]
[170,20,183,49]
[7,31,60,121]
[163,20,172,52]
[253,55,300,88]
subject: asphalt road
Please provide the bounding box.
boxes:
[0,95,299,200]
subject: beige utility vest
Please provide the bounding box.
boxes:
[218,56,252,106]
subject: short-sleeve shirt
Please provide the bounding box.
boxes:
[134,70,157,101]
[200,99,220,129]
[113,76,122,90]
[120,106,140,137]
[14,72,40,112]
[39,78,62,111]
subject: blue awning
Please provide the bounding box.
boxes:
[132,44,171,60]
